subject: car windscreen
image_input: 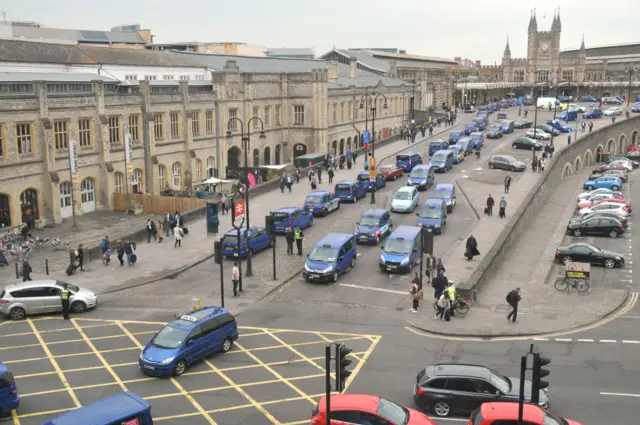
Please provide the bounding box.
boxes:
[418,206,443,219]
[308,247,337,263]
[430,142,442,147]
[151,325,189,349]
[383,239,413,254]
[224,231,247,242]
[335,184,352,191]
[273,212,290,221]
[305,195,324,203]
[376,398,409,425]
[394,191,412,200]
[410,169,429,178]
[359,216,380,226]
[556,119,568,126]
[432,189,451,199]
[489,126,501,131]
[57,282,80,293]
[490,371,511,393]
[357,174,370,182]
[0,371,15,389]
[396,155,411,161]
[431,153,447,162]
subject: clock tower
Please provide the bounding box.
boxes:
[526,9,562,85]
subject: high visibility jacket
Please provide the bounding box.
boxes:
[294,230,302,240]
[445,286,455,301]
[60,289,70,301]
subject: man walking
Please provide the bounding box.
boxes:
[60,286,71,320]
[426,254,436,284]
[174,225,184,248]
[499,197,507,219]
[77,244,84,271]
[486,195,495,216]
[294,227,304,256]
[506,287,521,323]
[328,168,334,184]
[285,227,294,255]
[588,121,593,133]
[116,240,125,266]
[410,280,421,313]
[22,260,32,281]
[232,262,240,297]
[317,166,323,184]
[146,219,157,243]
[100,236,110,255]
[567,134,572,145]
[504,175,511,194]
[164,212,173,236]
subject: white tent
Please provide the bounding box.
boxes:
[202,177,235,185]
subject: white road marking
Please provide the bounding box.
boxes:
[577,339,594,342]
[339,283,407,295]
[555,338,572,342]
[532,338,549,341]
[622,340,640,344]
[621,316,640,319]
[600,392,640,398]
[600,340,617,343]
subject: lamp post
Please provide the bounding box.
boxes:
[226,116,267,278]
[360,93,388,204]
[625,66,638,107]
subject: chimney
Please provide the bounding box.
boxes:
[327,60,339,84]
[349,57,357,79]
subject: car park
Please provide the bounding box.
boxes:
[303,190,340,216]
[526,128,551,140]
[536,124,560,136]
[501,120,515,134]
[579,202,629,219]
[416,198,447,234]
[464,122,478,135]
[583,108,603,118]
[582,175,623,190]
[0,363,19,419]
[0,280,97,320]
[488,155,526,171]
[448,144,465,163]
[513,119,533,129]
[379,225,423,272]
[429,150,455,173]
[512,137,543,151]
[603,106,624,116]
[449,130,463,144]
[469,132,484,149]
[428,140,449,156]
[470,402,584,425]
[356,171,386,192]
[139,307,238,376]
[396,152,423,172]
[311,394,435,425]
[380,164,404,181]
[221,226,272,258]
[272,206,313,233]
[391,186,420,212]
[567,215,625,238]
[602,96,623,105]
[413,363,549,418]
[303,233,357,282]
[574,211,628,228]
[577,188,622,200]
[430,183,457,213]
[355,209,392,245]
[554,242,625,268]
[408,164,436,189]
[547,119,572,132]
[588,169,628,182]
[334,180,367,203]
[487,125,503,138]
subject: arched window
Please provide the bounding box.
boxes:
[206,156,217,178]
[114,172,124,193]
[172,162,182,189]
[158,165,167,191]
[275,144,281,165]
[263,147,271,165]
[195,158,203,181]
[252,149,260,167]
[132,168,143,193]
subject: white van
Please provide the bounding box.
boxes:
[536,97,560,109]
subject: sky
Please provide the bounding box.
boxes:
[3,0,639,64]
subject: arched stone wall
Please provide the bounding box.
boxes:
[606,138,616,154]
[582,149,594,166]
[595,144,605,161]
[561,162,573,179]
[631,129,639,145]
[573,155,583,172]
[618,134,628,154]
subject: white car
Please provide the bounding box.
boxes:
[609,160,633,171]
[579,203,629,218]
[578,194,622,208]
[526,129,551,140]
[566,103,586,113]
[603,107,624,116]
[390,186,419,213]
[577,188,619,201]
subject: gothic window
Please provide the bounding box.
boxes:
[561,70,574,82]
[536,70,549,82]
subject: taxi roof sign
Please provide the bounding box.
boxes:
[322,243,331,247]
[180,315,198,322]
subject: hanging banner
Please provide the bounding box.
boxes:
[125,134,134,177]
[68,139,80,184]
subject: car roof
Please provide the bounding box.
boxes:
[389,225,421,239]
[413,163,433,168]
[396,186,416,193]
[4,280,58,292]
[470,132,483,136]
[430,363,491,379]
[41,392,149,425]
[435,183,454,191]
[315,233,354,248]
[425,197,445,206]
[317,394,379,414]
[0,362,8,375]
[481,402,544,422]
[335,180,356,185]
[432,149,452,155]
[169,306,230,330]
[273,207,299,213]
[361,209,387,218]
[397,151,419,156]
[307,191,331,196]
[451,130,463,134]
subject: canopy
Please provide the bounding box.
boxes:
[260,164,289,170]
[201,177,234,185]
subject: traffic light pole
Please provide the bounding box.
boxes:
[219,252,225,308]
[419,230,424,290]
[271,215,277,281]
[325,345,331,425]
[518,355,526,425]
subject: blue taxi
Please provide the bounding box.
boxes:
[139,307,239,376]
[396,152,422,172]
[221,226,272,258]
[464,122,478,135]
[472,118,486,131]
[408,164,435,190]
[334,180,367,203]
[303,233,357,283]
[449,130,463,144]
[469,132,484,150]
[304,191,340,216]
[0,363,19,419]
[430,183,457,213]
[355,209,392,244]
[428,140,449,156]
[41,392,151,425]
[379,226,422,273]
[272,207,313,233]
[416,198,447,234]
[356,171,387,192]
[449,145,465,164]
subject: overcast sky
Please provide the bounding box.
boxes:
[4,0,639,63]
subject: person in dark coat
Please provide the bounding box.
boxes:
[76,244,84,271]
[285,227,294,255]
[465,235,480,261]
[22,260,32,281]
[506,287,522,323]
[116,240,126,266]
[432,270,448,299]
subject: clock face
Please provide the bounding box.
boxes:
[540,43,550,53]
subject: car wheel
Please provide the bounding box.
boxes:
[562,256,573,265]
[612,185,619,191]
[587,185,594,190]
[573,229,582,236]
[489,163,495,169]
[9,307,26,321]
[609,230,619,238]
[353,196,357,204]
[349,257,356,270]
[604,259,616,269]
[332,272,339,283]
[512,144,517,149]
[433,401,452,417]
[174,360,187,376]
[71,301,87,314]
[221,337,233,353]
[309,217,314,227]
[510,165,516,171]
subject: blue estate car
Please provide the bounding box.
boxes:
[547,119,572,133]
[416,198,447,234]
[0,363,19,419]
[334,180,367,203]
[464,123,478,135]
[449,130,463,144]
[583,176,623,191]
[583,108,603,119]
[221,226,272,258]
[304,191,340,216]
[272,207,313,233]
[355,209,392,244]
[139,307,239,376]
[356,171,387,192]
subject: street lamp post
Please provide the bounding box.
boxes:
[625,66,638,107]
[226,116,267,279]
[360,94,388,204]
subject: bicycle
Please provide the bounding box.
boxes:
[554,277,589,293]
[433,296,470,315]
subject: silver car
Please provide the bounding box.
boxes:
[390,186,419,212]
[0,280,97,320]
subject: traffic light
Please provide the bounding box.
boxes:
[531,353,551,404]
[214,241,222,265]
[335,343,352,393]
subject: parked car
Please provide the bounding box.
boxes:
[536,124,560,136]
[578,191,624,207]
[603,106,624,116]
[0,362,19,418]
[221,226,273,257]
[488,155,526,171]
[580,198,632,212]
[513,119,533,129]
[555,242,625,268]
[380,164,404,181]
[512,137,543,150]
[632,102,640,113]
[608,159,635,171]
[558,103,586,113]
[582,176,623,191]
[567,215,625,238]
[470,402,584,425]
[581,95,598,102]
[602,96,623,105]
[526,128,551,140]
[593,162,628,173]
[546,119,572,132]
[583,108,603,119]
[588,169,628,182]
[579,202,629,219]
[574,211,628,228]
[577,188,622,201]
[486,125,503,139]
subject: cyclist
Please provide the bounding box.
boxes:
[445,282,456,317]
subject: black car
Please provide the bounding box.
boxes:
[536,124,560,136]
[414,364,549,418]
[488,155,526,171]
[566,216,625,238]
[513,119,533,129]
[575,212,628,228]
[512,137,543,150]
[554,242,625,268]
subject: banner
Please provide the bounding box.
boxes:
[68,139,79,184]
[125,134,134,177]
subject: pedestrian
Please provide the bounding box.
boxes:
[429,124,433,136]
[60,286,71,320]
[310,174,317,190]
[506,287,521,323]
[124,240,134,266]
[445,282,456,318]
[523,109,528,119]
[146,219,157,243]
[295,167,301,183]
[504,175,511,194]
[285,174,293,192]
[410,280,421,313]
[486,194,495,216]
[328,168,335,184]
[294,227,304,256]
[612,115,616,124]
[174,211,182,228]
[539,157,545,172]
[220,197,227,215]
[164,212,173,236]
[353,151,357,165]
[436,258,446,275]
[432,269,447,299]
[465,234,480,261]
[285,226,294,255]
[22,260,32,281]
[581,121,586,132]
[174,225,184,248]
[308,168,314,183]
[435,291,448,320]
[549,145,555,158]
[400,129,404,141]
[231,262,240,297]
[116,240,125,266]
[317,167,323,184]
[589,121,593,133]
[157,220,164,243]
[567,134,571,145]
[76,244,84,271]
[103,249,111,265]
[279,175,286,193]
[499,197,507,219]
[426,254,436,284]
[100,235,109,255]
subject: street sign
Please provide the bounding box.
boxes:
[369,169,376,179]
[369,158,376,169]
[364,142,369,150]
[363,131,370,143]
[233,199,246,221]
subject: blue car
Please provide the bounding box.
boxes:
[416,198,447,234]
[582,96,598,102]
[631,102,640,113]
[457,138,475,155]
[547,119,572,133]
[356,171,386,192]
[430,150,455,173]
[303,233,357,282]
[379,225,422,273]
[408,164,435,189]
[449,130,463,144]
[583,176,623,191]
[449,145,465,164]
[430,183,457,213]
[557,110,578,122]
[396,152,422,172]
[221,226,272,258]
[429,140,449,156]
[472,119,486,131]
[272,207,313,233]
[334,180,367,203]
[464,123,478,135]
[139,307,239,376]
[487,125,503,139]
[304,190,340,216]
[0,363,19,419]
[41,392,152,425]
[355,209,392,244]
[469,132,484,149]
[583,108,603,119]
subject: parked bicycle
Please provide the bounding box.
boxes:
[554,277,589,293]
[29,237,49,250]
[51,238,71,251]
[433,296,470,315]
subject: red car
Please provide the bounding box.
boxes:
[380,164,404,181]
[470,402,583,425]
[311,394,435,425]
[582,198,632,212]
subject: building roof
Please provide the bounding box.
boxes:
[332,63,408,89]
[173,50,325,73]
[320,49,391,73]
[266,47,315,57]
[10,24,145,45]
[0,72,117,82]
[561,42,640,59]
[367,50,458,65]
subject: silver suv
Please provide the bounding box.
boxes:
[0,280,97,320]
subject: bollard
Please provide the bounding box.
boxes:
[46,259,49,275]
[15,262,19,279]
